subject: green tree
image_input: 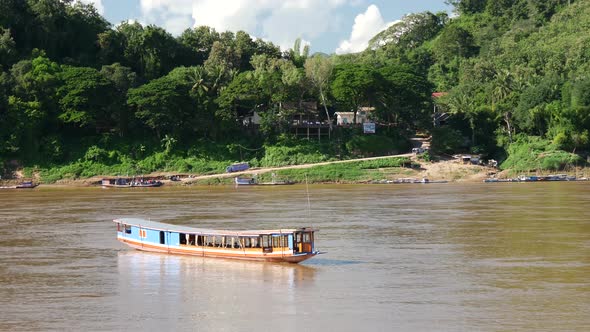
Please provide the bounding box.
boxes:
[178,26,220,66]
[0,27,17,69]
[369,12,446,51]
[432,25,478,63]
[304,55,334,127]
[216,71,263,124]
[115,22,183,80]
[445,0,488,14]
[5,96,43,156]
[331,63,382,124]
[285,38,309,68]
[376,65,432,128]
[127,67,196,139]
[57,66,117,131]
[442,85,478,144]
[100,63,137,136]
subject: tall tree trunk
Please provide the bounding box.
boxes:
[504,112,513,143]
[319,87,331,130]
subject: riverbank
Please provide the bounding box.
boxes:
[3,155,588,188]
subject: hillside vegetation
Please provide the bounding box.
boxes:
[0,0,588,182]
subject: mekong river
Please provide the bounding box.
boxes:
[1,183,589,331]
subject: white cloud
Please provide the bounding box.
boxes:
[336,4,393,54]
[138,0,350,50]
[78,0,104,15]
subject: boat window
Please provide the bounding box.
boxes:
[117,223,122,232]
[197,235,204,246]
[297,232,303,243]
[125,225,132,234]
[272,236,281,248]
[303,232,311,243]
[180,233,187,245]
[261,235,271,248]
[188,234,196,246]
[251,237,259,248]
[214,236,223,247]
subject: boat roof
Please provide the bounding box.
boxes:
[113,218,317,236]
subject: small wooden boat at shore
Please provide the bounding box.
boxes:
[386,178,447,184]
[234,177,257,185]
[258,180,295,186]
[0,181,38,189]
[113,218,320,263]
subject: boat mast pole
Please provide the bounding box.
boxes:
[305,174,314,230]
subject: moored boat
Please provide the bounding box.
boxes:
[258,180,295,186]
[101,178,163,188]
[15,181,38,188]
[101,178,131,188]
[234,177,257,185]
[113,218,320,263]
[1,181,38,189]
[130,179,163,187]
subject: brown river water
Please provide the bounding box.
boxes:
[1,183,589,331]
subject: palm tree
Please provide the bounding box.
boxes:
[492,69,515,142]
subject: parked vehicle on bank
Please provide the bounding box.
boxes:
[226,162,250,173]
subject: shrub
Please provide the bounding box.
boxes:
[84,146,109,163]
[272,157,410,183]
[260,142,330,167]
[501,135,583,171]
[345,135,395,157]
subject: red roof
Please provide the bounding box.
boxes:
[432,92,447,98]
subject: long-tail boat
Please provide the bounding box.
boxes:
[113,218,319,263]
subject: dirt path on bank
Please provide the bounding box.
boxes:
[179,153,416,184]
[177,153,495,184]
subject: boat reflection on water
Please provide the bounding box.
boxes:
[116,251,316,327]
[118,250,316,282]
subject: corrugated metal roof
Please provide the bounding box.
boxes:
[113,218,316,236]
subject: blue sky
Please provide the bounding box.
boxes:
[82,0,451,54]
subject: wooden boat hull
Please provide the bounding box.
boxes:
[15,185,38,189]
[1,183,38,189]
[118,237,317,263]
[234,177,257,185]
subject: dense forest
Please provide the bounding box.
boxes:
[0,0,587,181]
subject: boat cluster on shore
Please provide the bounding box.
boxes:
[101,177,163,188]
[234,176,295,186]
[484,174,584,183]
[371,178,448,184]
